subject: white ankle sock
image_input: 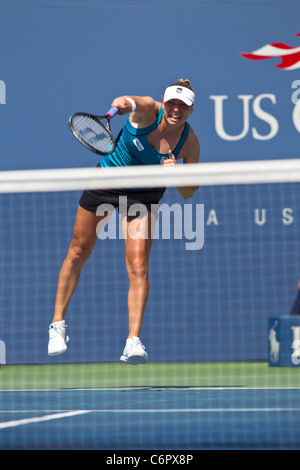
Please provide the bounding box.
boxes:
[51,320,65,327]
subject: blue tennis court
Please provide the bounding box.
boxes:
[1,386,300,449]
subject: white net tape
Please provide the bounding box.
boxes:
[1,159,300,193]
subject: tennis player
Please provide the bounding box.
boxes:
[48,79,200,364]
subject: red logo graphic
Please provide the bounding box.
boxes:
[240,33,300,70]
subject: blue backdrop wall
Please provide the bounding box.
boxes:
[0,0,300,364]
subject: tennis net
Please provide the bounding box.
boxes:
[0,159,300,365]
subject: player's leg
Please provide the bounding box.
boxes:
[120,209,155,364]
[48,205,113,356]
[53,205,112,322]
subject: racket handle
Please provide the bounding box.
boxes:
[106,107,119,118]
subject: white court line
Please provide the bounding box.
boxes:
[93,408,300,413]
[1,408,300,430]
[1,408,300,413]
[1,387,300,392]
[0,410,91,430]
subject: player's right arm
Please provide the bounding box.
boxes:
[110,96,160,127]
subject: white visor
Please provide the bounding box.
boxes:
[163,85,195,106]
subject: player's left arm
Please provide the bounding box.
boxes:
[176,128,200,199]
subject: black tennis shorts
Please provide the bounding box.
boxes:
[79,187,166,214]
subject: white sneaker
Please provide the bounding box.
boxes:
[120,336,148,365]
[48,322,69,356]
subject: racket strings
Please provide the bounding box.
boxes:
[72,115,114,154]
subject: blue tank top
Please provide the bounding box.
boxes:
[100,107,190,168]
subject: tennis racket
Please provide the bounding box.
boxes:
[69,106,119,156]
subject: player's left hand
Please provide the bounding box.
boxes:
[162,150,178,165]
